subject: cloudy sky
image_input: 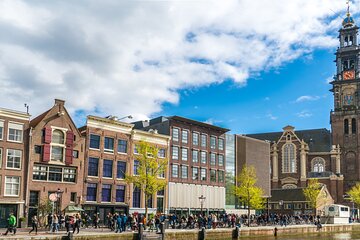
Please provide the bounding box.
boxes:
[0,0,359,133]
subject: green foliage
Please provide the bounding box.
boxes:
[125,141,168,218]
[37,198,53,227]
[233,165,265,225]
[19,217,26,222]
[347,183,360,207]
[303,179,321,212]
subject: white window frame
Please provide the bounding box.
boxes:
[89,134,101,150]
[200,151,207,164]
[0,120,4,140]
[200,168,207,181]
[210,136,217,149]
[181,165,188,179]
[210,152,216,165]
[192,167,199,180]
[181,148,188,161]
[192,132,199,146]
[312,157,326,173]
[282,143,297,173]
[6,149,22,170]
[172,164,179,178]
[172,128,179,142]
[104,136,115,153]
[7,122,23,143]
[192,149,198,163]
[201,134,207,147]
[172,146,179,160]
[4,176,20,196]
[182,130,189,144]
[50,128,66,163]
[0,148,2,169]
[218,154,224,166]
[218,138,224,150]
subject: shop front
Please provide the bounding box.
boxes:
[82,203,128,226]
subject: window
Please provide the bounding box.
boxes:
[6,149,21,169]
[172,146,179,160]
[133,187,141,208]
[63,168,76,182]
[88,157,99,176]
[210,169,216,182]
[181,165,188,179]
[192,167,199,180]
[102,184,111,202]
[312,157,325,173]
[72,150,79,158]
[49,167,62,181]
[200,168,207,181]
[68,192,76,203]
[201,134,207,147]
[51,146,63,161]
[192,150,198,163]
[172,165,179,178]
[200,151,207,164]
[5,176,20,196]
[104,137,114,152]
[182,130,188,144]
[0,121,3,140]
[116,185,125,202]
[157,190,164,212]
[345,119,349,134]
[210,136,216,149]
[218,155,224,166]
[158,148,166,158]
[134,160,139,175]
[33,165,47,180]
[29,191,39,207]
[52,130,64,144]
[89,134,100,149]
[172,128,179,142]
[181,148,188,161]
[352,118,356,134]
[0,148,2,169]
[117,139,128,153]
[87,183,97,201]
[34,145,42,154]
[218,170,224,183]
[8,122,23,142]
[192,132,199,146]
[117,161,126,179]
[218,138,224,150]
[210,153,216,166]
[103,160,113,178]
[134,144,139,154]
[283,143,296,173]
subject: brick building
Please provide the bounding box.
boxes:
[81,115,170,223]
[26,99,85,222]
[134,116,229,215]
[0,108,30,228]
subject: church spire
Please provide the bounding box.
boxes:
[342,0,355,28]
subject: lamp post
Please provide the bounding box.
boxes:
[279,200,283,213]
[56,188,64,215]
[199,195,206,216]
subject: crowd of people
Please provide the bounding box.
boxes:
[1,211,332,236]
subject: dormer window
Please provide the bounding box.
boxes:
[51,130,65,162]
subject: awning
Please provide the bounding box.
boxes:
[64,205,84,212]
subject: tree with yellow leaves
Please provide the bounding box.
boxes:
[233,165,265,226]
[125,141,168,221]
[303,179,322,215]
[347,183,360,210]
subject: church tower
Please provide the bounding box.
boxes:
[330,6,360,192]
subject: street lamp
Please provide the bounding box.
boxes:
[199,195,206,216]
[56,188,64,215]
[279,200,283,212]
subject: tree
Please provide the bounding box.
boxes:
[233,165,265,226]
[303,179,321,215]
[37,198,53,227]
[125,141,168,222]
[347,183,360,210]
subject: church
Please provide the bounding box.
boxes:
[248,9,359,211]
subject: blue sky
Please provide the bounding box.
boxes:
[159,49,335,134]
[0,1,359,134]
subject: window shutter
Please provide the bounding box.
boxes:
[66,131,74,146]
[44,126,52,143]
[43,144,51,162]
[65,147,73,165]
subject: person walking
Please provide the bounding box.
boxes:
[2,213,17,236]
[29,215,38,235]
[73,213,81,234]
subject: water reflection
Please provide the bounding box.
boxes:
[242,232,360,240]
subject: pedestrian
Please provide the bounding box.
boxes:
[52,214,59,232]
[116,214,122,233]
[73,213,81,234]
[29,215,38,235]
[2,212,17,236]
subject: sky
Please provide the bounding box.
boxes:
[0,0,359,134]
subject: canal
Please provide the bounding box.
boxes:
[244,232,360,240]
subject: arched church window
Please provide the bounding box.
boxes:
[282,143,296,173]
[349,35,353,45]
[352,118,356,134]
[312,157,325,173]
[344,119,349,134]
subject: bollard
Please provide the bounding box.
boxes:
[274,227,278,237]
[232,226,240,240]
[199,227,206,240]
[138,223,144,240]
[67,232,74,240]
[160,223,165,240]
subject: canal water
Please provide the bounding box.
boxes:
[244,232,360,240]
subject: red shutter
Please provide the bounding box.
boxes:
[43,144,51,162]
[44,126,52,143]
[66,131,74,146]
[65,147,73,165]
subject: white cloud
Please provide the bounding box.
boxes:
[296,110,313,118]
[295,95,321,103]
[0,0,357,122]
[266,114,278,121]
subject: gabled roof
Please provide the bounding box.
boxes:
[247,128,331,152]
[30,110,50,128]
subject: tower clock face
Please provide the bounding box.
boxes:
[343,70,355,80]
